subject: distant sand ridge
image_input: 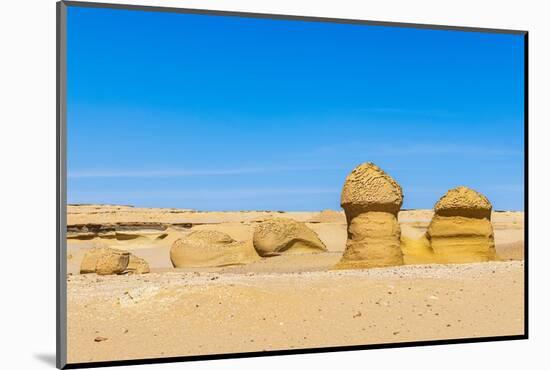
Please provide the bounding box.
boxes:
[336,163,405,269]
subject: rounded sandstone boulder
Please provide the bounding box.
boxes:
[253,218,327,257]
[80,247,131,275]
[170,230,259,268]
[340,162,403,217]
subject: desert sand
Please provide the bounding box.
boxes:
[66,204,525,364]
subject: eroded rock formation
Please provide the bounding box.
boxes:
[80,247,150,275]
[127,254,151,274]
[401,186,498,264]
[170,230,260,268]
[252,218,327,256]
[335,162,404,269]
[428,186,497,263]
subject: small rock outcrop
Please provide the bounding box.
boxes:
[170,230,260,268]
[80,247,150,275]
[335,162,404,269]
[427,186,497,263]
[252,218,327,257]
[127,254,151,274]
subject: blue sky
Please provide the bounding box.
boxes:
[67,6,525,211]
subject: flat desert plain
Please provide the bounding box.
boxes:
[66,205,525,364]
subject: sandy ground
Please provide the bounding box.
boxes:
[67,262,524,364]
[66,206,525,364]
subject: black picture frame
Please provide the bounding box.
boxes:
[56,1,529,368]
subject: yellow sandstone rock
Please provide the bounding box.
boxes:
[399,226,437,265]
[253,218,327,257]
[126,254,151,274]
[402,186,498,264]
[170,230,260,268]
[96,252,129,275]
[335,162,404,269]
[434,186,492,219]
[80,247,150,275]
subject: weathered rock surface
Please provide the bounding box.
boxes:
[80,247,149,275]
[170,230,260,268]
[402,186,498,264]
[341,162,403,219]
[336,163,404,269]
[428,187,497,263]
[399,222,436,264]
[434,186,492,219]
[127,254,151,274]
[252,218,327,257]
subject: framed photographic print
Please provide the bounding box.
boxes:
[57,1,527,368]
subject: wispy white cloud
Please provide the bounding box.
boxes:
[487,184,524,193]
[70,187,340,200]
[388,144,523,157]
[402,184,524,195]
[68,165,347,179]
[301,142,522,158]
[156,187,340,199]
[352,107,458,118]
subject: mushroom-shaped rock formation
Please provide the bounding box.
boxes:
[252,218,327,257]
[170,230,260,268]
[426,186,497,263]
[335,163,404,269]
[80,247,150,275]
